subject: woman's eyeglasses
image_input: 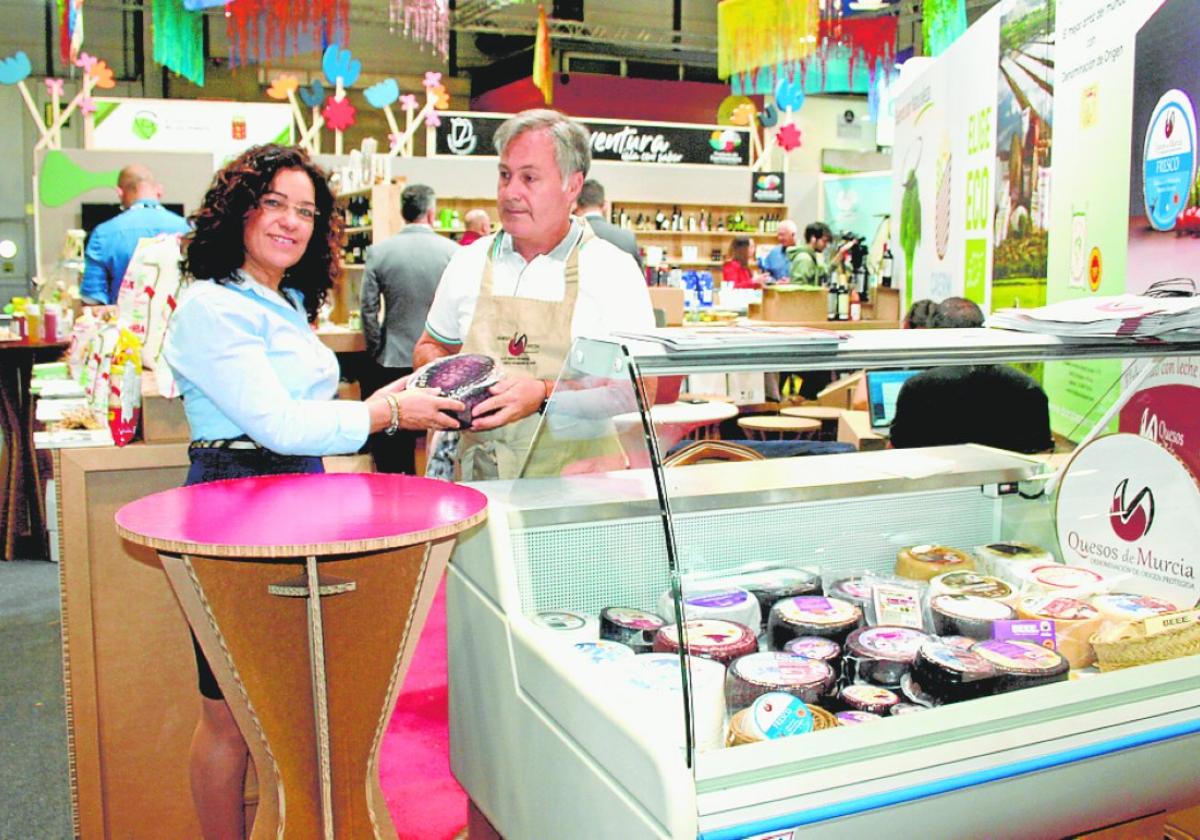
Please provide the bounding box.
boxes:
[257,194,320,223]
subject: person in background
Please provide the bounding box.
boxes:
[163,144,462,840]
[573,178,643,272]
[787,221,833,285]
[904,297,941,329]
[412,108,656,480]
[459,209,491,246]
[888,296,1053,453]
[360,183,460,473]
[722,235,760,289]
[81,164,190,304]
[759,219,797,282]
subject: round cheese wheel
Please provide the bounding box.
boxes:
[768,596,862,650]
[899,672,939,708]
[657,586,761,630]
[615,653,727,752]
[600,607,665,654]
[531,610,599,645]
[653,619,759,666]
[970,639,1070,692]
[730,567,823,629]
[571,640,636,667]
[930,571,1016,604]
[1021,564,1109,596]
[839,683,901,715]
[782,636,842,679]
[896,545,975,581]
[939,635,977,651]
[1017,595,1101,669]
[728,692,816,745]
[974,542,1054,583]
[725,652,835,711]
[890,702,928,716]
[929,594,1016,640]
[1091,592,1179,624]
[843,625,932,687]
[835,710,881,726]
[827,576,875,612]
[911,640,999,703]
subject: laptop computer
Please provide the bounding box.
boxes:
[865,369,921,435]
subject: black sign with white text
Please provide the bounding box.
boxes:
[751,171,786,203]
[434,113,750,167]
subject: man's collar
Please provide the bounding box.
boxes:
[495,217,583,262]
[126,198,163,210]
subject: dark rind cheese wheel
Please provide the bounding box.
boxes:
[768,596,862,650]
[896,544,975,581]
[408,353,499,425]
[890,702,928,716]
[911,641,999,703]
[899,672,939,708]
[929,594,1016,640]
[939,635,977,651]
[843,625,932,687]
[600,607,665,654]
[970,639,1070,693]
[653,619,759,666]
[733,567,823,628]
[839,683,901,715]
[827,576,875,612]
[782,636,842,679]
[725,652,836,712]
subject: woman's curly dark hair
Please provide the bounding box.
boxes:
[181,144,343,323]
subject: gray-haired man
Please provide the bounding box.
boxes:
[412,109,655,480]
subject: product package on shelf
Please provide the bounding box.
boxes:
[106,329,143,447]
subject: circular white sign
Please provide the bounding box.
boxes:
[1056,433,1199,609]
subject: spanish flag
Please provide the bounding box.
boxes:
[532,4,552,105]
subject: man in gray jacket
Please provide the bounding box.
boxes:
[573,179,643,272]
[360,183,459,473]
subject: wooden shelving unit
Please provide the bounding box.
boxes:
[333,179,405,324]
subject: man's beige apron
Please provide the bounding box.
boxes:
[458,224,621,480]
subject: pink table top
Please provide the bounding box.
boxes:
[115,473,488,558]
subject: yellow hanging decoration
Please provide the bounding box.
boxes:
[718,0,821,80]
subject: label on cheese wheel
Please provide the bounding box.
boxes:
[777,596,858,625]
[909,545,970,565]
[849,626,929,660]
[831,577,874,602]
[934,572,1014,601]
[659,619,747,646]
[1092,593,1179,620]
[572,641,635,665]
[534,611,588,631]
[836,710,880,725]
[932,594,1015,622]
[842,684,899,708]
[749,692,814,739]
[1021,596,1098,621]
[783,636,841,661]
[891,702,927,716]
[688,589,752,609]
[736,654,831,687]
[920,642,996,678]
[604,607,664,630]
[1030,564,1105,590]
[972,639,1064,672]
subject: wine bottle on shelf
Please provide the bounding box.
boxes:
[688,213,697,232]
[655,210,667,230]
[699,210,709,232]
[849,287,862,322]
[827,284,838,320]
[880,243,894,289]
[837,285,850,321]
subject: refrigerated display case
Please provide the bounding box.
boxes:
[447,327,1200,839]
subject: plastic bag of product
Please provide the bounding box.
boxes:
[117,233,186,374]
[107,328,143,447]
[82,323,121,418]
[67,310,103,382]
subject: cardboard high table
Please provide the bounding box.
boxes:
[115,473,487,839]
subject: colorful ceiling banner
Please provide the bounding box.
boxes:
[391,0,450,57]
[718,0,822,81]
[226,0,349,67]
[57,0,85,64]
[922,0,967,57]
[152,0,204,86]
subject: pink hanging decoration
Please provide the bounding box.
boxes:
[391,0,449,58]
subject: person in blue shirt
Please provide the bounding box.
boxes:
[80,164,191,304]
[758,218,798,281]
[163,143,463,840]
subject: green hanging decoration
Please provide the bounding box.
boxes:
[922,0,967,57]
[152,0,204,86]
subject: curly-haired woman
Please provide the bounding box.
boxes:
[163,144,462,838]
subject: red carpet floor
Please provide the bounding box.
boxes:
[380,581,467,840]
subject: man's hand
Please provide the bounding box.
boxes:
[470,376,547,431]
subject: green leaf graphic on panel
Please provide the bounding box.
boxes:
[132,112,159,140]
[900,168,922,300]
[92,101,119,128]
[39,151,119,208]
[273,125,291,145]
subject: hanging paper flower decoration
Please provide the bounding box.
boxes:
[88,60,117,89]
[321,44,361,87]
[424,110,441,128]
[388,133,402,150]
[776,123,803,151]
[729,102,757,126]
[79,96,96,116]
[430,84,450,109]
[393,0,449,58]
[422,71,441,89]
[322,97,356,131]
[267,75,300,100]
[45,78,64,97]
[364,78,400,109]
[399,93,419,111]
[757,104,779,128]
[299,80,326,109]
[774,77,806,112]
[74,52,98,72]
[226,1,349,69]
[0,51,32,85]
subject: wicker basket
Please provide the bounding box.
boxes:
[726,703,839,747]
[1090,616,1200,672]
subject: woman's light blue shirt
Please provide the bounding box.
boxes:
[163,271,369,456]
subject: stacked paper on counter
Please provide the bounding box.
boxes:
[612,324,843,351]
[988,295,1200,338]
